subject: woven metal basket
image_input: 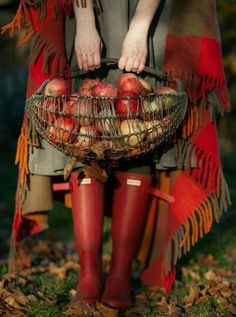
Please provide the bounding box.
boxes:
[25,58,188,163]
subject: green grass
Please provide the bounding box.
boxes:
[182,297,231,317]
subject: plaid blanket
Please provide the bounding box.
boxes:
[1,0,231,292]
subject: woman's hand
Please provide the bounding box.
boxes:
[119,0,161,74]
[118,25,148,74]
[74,0,103,71]
[74,26,103,71]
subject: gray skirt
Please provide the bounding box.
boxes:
[28,0,194,176]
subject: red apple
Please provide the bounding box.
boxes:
[120,119,146,146]
[145,116,172,142]
[38,97,61,124]
[115,91,140,116]
[139,78,153,96]
[78,99,94,126]
[44,77,70,96]
[49,117,77,143]
[91,82,117,97]
[141,96,161,121]
[64,93,94,126]
[63,93,79,115]
[96,109,120,134]
[79,79,100,96]
[144,120,163,142]
[156,86,177,94]
[156,86,177,108]
[117,73,142,95]
[75,126,100,148]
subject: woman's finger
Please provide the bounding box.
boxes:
[81,54,89,71]
[124,57,134,72]
[118,55,128,70]
[77,55,83,70]
[137,56,146,74]
[94,46,101,69]
[87,53,95,70]
[132,55,141,73]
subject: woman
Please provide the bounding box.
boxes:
[2,0,230,310]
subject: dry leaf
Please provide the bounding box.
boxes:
[124,302,151,316]
[204,270,218,281]
[64,260,80,271]
[64,157,77,180]
[216,295,229,308]
[228,304,236,315]
[15,249,32,270]
[0,288,12,300]
[208,280,230,294]
[220,289,232,299]
[4,296,21,310]
[83,162,108,183]
[168,303,178,315]
[0,299,26,317]
[183,284,200,307]
[182,267,201,281]
[66,299,101,317]
[90,142,106,159]
[49,265,67,280]
[13,290,29,306]
[96,302,118,317]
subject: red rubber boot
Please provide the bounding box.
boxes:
[101,171,152,309]
[70,171,105,304]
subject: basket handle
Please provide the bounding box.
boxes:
[33,57,177,95]
[69,57,168,80]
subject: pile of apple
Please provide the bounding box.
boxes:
[38,73,177,159]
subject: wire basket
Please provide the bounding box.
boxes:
[25,58,188,163]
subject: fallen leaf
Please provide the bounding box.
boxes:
[0,288,12,300]
[216,295,229,308]
[208,280,230,294]
[204,270,218,282]
[90,142,106,159]
[66,299,101,317]
[49,265,67,280]
[183,284,200,307]
[182,267,201,281]
[64,157,77,180]
[13,290,29,306]
[96,302,118,317]
[83,162,108,183]
[220,289,232,299]
[228,304,236,315]
[4,296,21,310]
[124,302,151,316]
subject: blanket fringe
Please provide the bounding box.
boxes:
[163,181,231,276]
[167,71,230,113]
[15,116,41,208]
[1,0,73,46]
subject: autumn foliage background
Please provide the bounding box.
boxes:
[0,1,236,316]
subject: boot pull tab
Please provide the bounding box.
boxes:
[148,187,175,203]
